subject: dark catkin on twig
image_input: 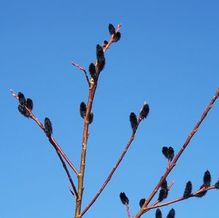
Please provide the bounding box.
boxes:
[183,181,192,198]
[139,102,150,120]
[119,192,129,205]
[155,208,162,218]
[158,188,168,202]
[80,102,87,119]
[18,92,26,105]
[129,112,138,131]
[44,117,53,137]
[203,170,211,187]
[89,113,94,124]
[112,32,121,42]
[162,146,174,161]
[139,198,145,208]
[215,180,219,189]
[96,44,105,73]
[108,23,115,35]
[26,98,33,111]
[89,63,97,80]
[166,208,175,218]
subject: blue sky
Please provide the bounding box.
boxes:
[0,1,219,218]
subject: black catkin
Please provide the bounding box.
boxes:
[80,102,87,119]
[215,180,219,189]
[89,113,94,124]
[162,147,169,159]
[108,23,115,35]
[183,181,192,198]
[18,92,26,105]
[89,63,97,80]
[168,146,174,161]
[166,208,175,218]
[161,179,168,190]
[96,44,105,73]
[26,98,33,111]
[158,188,168,202]
[203,170,211,187]
[196,184,207,198]
[18,105,29,117]
[119,192,129,205]
[155,208,162,218]
[113,32,121,42]
[139,102,149,120]
[129,112,138,131]
[139,198,145,208]
[44,117,53,137]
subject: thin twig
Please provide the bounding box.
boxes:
[126,204,131,218]
[75,24,122,218]
[147,185,216,211]
[134,88,219,218]
[10,89,79,178]
[71,62,90,86]
[81,121,141,216]
[56,150,78,198]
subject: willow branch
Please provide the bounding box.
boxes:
[75,24,122,218]
[71,62,90,86]
[146,185,216,211]
[81,117,142,216]
[126,204,131,218]
[10,89,79,179]
[134,88,219,218]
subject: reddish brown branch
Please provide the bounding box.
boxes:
[147,185,216,211]
[10,89,79,193]
[134,88,219,218]
[75,24,122,218]
[81,121,141,216]
[126,204,131,218]
[71,62,90,86]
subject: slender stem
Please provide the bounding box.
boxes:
[82,119,141,216]
[56,150,78,198]
[71,62,90,86]
[126,204,131,218]
[75,24,122,218]
[146,185,216,211]
[134,88,219,218]
[10,89,79,175]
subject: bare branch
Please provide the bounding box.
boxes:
[10,89,79,178]
[134,88,219,218]
[82,117,143,216]
[71,62,90,86]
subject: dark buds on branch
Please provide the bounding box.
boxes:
[158,179,168,202]
[17,92,33,118]
[162,146,174,161]
[166,208,175,218]
[139,102,150,120]
[96,44,105,73]
[89,112,94,124]
[108,23,116,35]
[80,102,87,119]
[18,92,26,105]
[139,198,145,208]
[129,112,138,131]
[215,180,219,189]
[203,170,211,187]
[112,32,121,42]
[155,208,162,218]
[44,117,53,137]
[89,63,97,80]
[183,181,192,198]
[119,192,129,205]
[26,98,33,111]
[196,170,211,197]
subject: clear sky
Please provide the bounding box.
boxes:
[0,1,219,218]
